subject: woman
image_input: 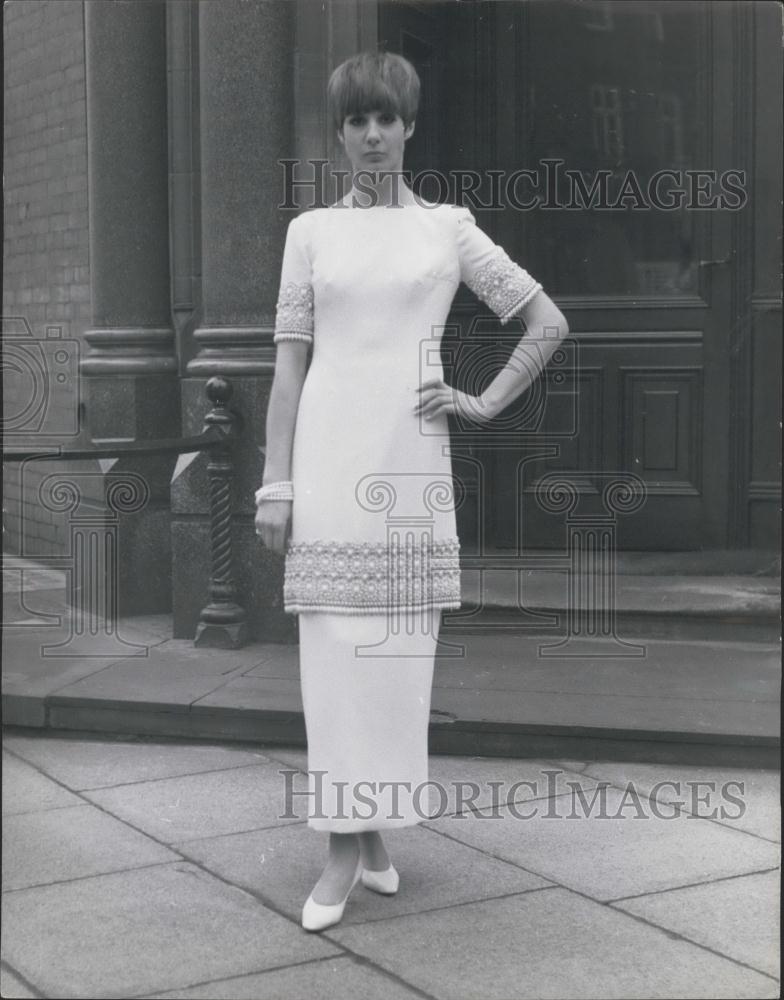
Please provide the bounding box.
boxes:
[255,51,568,932]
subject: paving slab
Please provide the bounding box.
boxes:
[116,613,178,642]
[2,803,177,891]
[3,561,67,592]
[2,607,180,646]
[256,750,600,818]
[2,752,84,815]
[0,862,338,998]
[328,887,779,999]
[425,756,599,816]
[2,732,271,790]
[143,954,423,999]
[467,567,781,616]
[46,641,269,713]
[550,758,590,772]
[3,615,172,654]
[243,645,300,678]
[433,636,779,695]
[1,624,123,698]
[175,819,551,926]
[425,785,781,901]
[192,676,304,714]
[430,684,779,738]
[83,762,309,843]
[581,761,781,841]
[613,869,781,979]
[0,965,37,999]
[47,613,169,644]
[3,588,70,624]
[264,747,308,772]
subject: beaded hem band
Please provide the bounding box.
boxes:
[285,599,462,616]
[283,536,461,613]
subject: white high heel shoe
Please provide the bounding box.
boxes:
[301,857,362,932]
[361,863,400,895]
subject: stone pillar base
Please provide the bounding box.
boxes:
[77,375,179,618]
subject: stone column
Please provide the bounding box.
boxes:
[173,0,296,641]
[80,0,179,616]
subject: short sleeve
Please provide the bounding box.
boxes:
[456,207,542,324]
[273,214,314,346]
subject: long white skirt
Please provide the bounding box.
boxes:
[297,609,440,832]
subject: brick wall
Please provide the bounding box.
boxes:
[2,0,89,557]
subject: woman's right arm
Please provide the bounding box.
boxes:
[257,212,314,553]
[255,341,309,554]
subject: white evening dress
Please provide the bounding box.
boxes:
[272,194,542,832]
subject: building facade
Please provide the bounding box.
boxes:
[3,0,782,642]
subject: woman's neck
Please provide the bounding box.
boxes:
[347,171,415,208]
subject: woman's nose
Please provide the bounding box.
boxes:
[366,118,381,142]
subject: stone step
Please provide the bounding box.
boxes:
[447,564,780,641]
[2,622,779,768]
[2,556,780,766]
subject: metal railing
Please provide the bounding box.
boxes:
[3,376,249,648]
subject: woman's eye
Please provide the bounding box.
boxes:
[348,115,365,127]
[379,113,396,124]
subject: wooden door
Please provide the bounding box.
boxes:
[379,0,739,553]
[493,0,735,552]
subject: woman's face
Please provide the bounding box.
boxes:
[338,109,415,178]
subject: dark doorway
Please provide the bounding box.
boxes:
[379,0,745,554]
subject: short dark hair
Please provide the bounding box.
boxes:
[327,51,420,131]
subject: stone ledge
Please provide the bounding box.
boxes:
[3,629,779,770]
[3,693,777,769]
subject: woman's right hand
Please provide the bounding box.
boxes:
[255,500,292,555]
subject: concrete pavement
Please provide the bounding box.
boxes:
[1,729,780,998]
[2,557,781,997]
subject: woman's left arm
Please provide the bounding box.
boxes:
[416,205,569,423]
[415,291,568,422]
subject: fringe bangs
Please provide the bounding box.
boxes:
[328,52,420,129]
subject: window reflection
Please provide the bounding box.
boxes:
[523,0,701,297]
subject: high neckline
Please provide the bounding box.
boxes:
[338,183,421,209]
[333,190,435,210]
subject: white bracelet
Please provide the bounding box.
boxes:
[255,481,293,504]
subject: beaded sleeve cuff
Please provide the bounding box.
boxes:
[273,282,314,345]
[467,248,542,324]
